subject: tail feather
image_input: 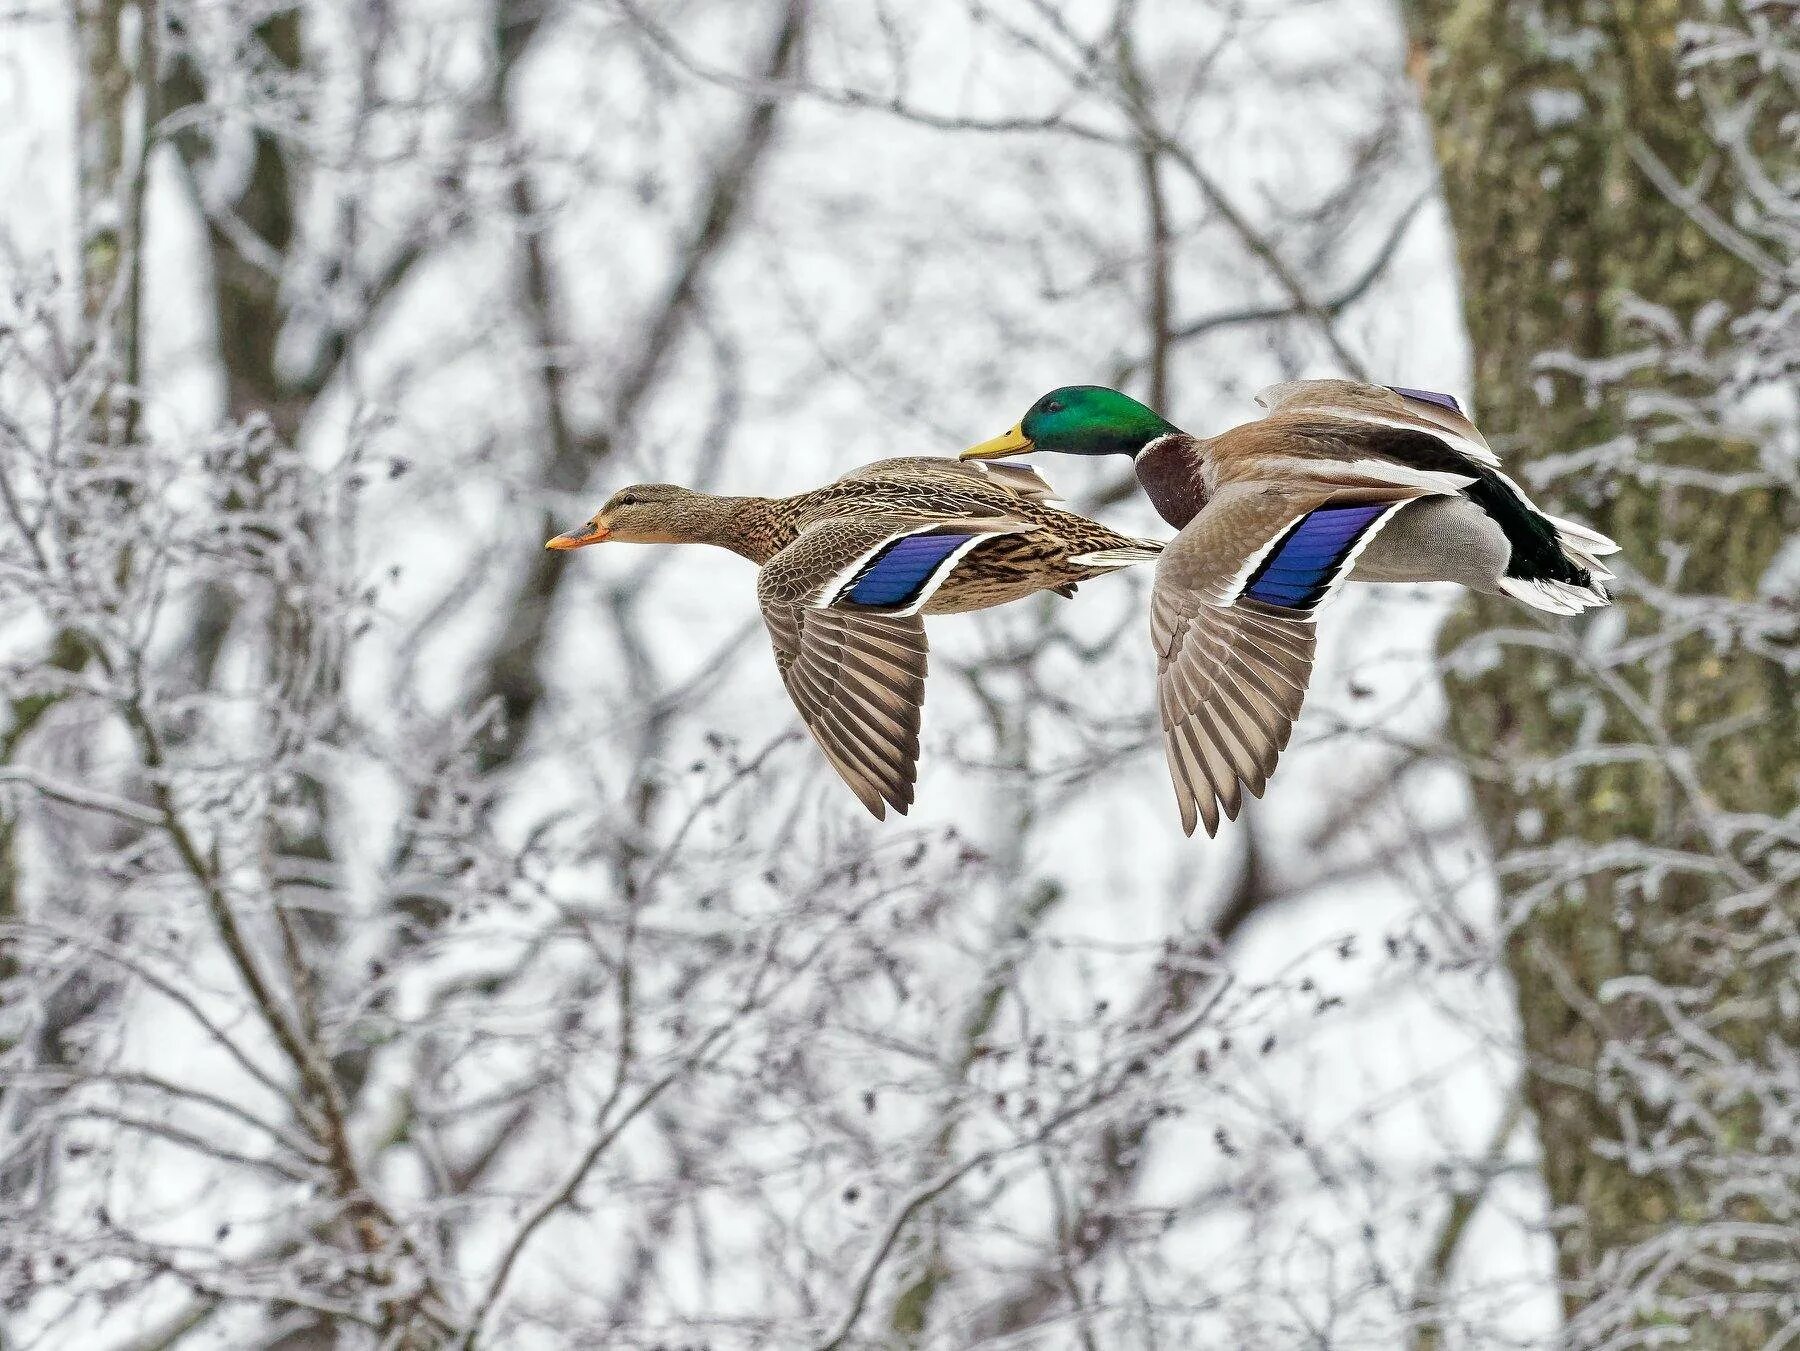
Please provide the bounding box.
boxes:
[1068,539,1164,569]
[1498,574,1611,614]
[1549,514,1618,583]
[1562,543,1616,583]
[1541,511,1620,556]
[1476,469,1616,612]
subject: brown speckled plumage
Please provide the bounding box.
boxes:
[548,456,1162,819]
[705,458,1157,612]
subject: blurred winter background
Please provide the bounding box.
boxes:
[0,1,1792,1348]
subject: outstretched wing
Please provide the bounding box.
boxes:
[760,601,929,819]
[756,515,1021,818]
[1152,588,1313,838]
[1153,483,1420,836]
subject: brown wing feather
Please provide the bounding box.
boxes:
[1252,378,1498,468]
[1148,480,1422,837]
[839,456,1064,504]
[762,604,928,819]
[1152,588,1315,837]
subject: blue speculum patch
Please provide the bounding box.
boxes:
[1388,385,1461,414]
[846,532,973,607]
[1243,504,1389,610]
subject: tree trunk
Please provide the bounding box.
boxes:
[1408,0,1797,1344]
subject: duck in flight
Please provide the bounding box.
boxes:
[546,457,1161,819]
[963,380,1619,836]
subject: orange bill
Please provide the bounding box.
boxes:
[545,522,610,550]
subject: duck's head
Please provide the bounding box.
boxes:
[545,483,721,550]
[961,385,1180,462]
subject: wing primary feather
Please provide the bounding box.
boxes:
[1173,722,1219,837]
[811,670,918,771]
[807,732,886,819]
[760,596,929,816]
[1206,692,1271,781]
[1160,712,1204,836]
[799,663,917,748]
[1189,707,1245,820]
[1198,694,1264,797]
[1233,655,1306,746]
[835,649,925,704]
[806,697,912,782]
[1213,668,1283,768]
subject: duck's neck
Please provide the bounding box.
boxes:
[696,495,792,565]
[1134,434,1209,529]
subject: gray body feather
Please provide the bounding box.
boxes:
[1348,496,1511,591]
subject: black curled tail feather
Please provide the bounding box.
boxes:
[1461,467,1592,588]
[1361,427,1606,590]
[1467,466,1616,613]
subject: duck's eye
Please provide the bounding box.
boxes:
[1046,400,1064,413]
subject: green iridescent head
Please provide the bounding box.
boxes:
[962,386,1180,461]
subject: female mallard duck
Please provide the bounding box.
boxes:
[963,381,1619,837]
[546,456,1161,819]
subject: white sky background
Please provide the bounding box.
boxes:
[0,0,1564,1344]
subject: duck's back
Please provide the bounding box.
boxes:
[790,457,1158,615]
[840,455,1062,507]
[792,457,1062,529]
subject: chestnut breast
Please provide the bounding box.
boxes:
[1135,435,1208,529]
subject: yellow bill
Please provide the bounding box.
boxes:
[959,423,1034,461]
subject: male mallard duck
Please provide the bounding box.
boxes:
[963,381,1619,837]
[546,457,1161,818]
